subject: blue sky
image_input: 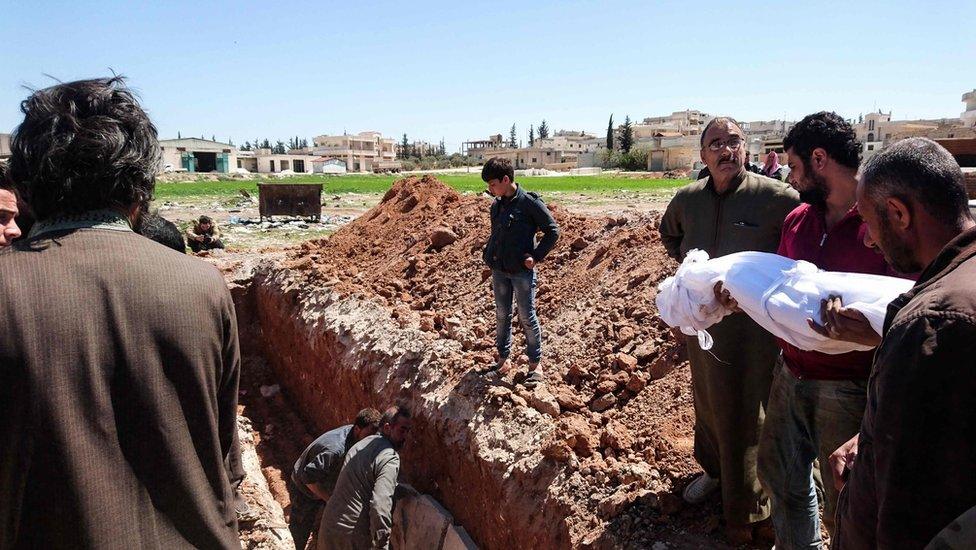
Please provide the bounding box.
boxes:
[2,0,974,152]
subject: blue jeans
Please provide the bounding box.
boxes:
[492,269,542,363]
[757,360,867,550]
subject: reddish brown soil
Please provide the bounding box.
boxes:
[233,176,752,549]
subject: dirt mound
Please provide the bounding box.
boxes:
[251,176,728,547]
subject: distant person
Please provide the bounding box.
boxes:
[0,76,243,548]
[0,163,22,246]
[318,405,412,550]
[139,211,186,253]
[745,154,762,174]
[481,157,560,388]
[659,117,799,544]
[289,408,382,550]
[187,214,224,252]
[762,150,786,181]
[828,138,976,549]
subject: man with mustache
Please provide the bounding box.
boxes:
[317,405,412,550]
[750,112,902,549]
[660,117,799,544]
[829,138,976,548]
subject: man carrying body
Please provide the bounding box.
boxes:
[289,408,382,549]
[481,157,560,388]
[659,117,799,543]
[0,77,243,548]
[318,406,412,550]
[187,214,225,252]
[0,163,22,246]
[827,138,976,548]
[738,112,897,549]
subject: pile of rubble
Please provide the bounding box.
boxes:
[237,176,735,547]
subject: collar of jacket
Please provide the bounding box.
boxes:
[28,209,133,238]
[706,170,746,196]
[499,183,526,205]
[884,225,976,328]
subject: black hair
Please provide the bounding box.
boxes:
[0,162,12,190]
[198,215,213,225]
[481,157,515,183]
[380,404,411,427]
[8,76,160,221]
[137,212,185,253]
[783,111,861,169]
[354,408,382,429]
[699,117,742,147]
[861,137,970,227]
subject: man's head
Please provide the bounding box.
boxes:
[8,76,160,224]
[379,405,412,450]
[137,212,185,253]
[699,117,746,184]
[783,112,861,207]
[351,407,382,441]
[481,157,516,198]
[197,215,214,233]
[0,163,22,246]
[857,137,972,273]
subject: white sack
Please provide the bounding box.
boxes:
[655,249,913,354]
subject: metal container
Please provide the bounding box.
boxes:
[257,183,323,221]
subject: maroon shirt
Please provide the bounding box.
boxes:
[776,203,895,380]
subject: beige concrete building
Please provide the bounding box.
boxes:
[963,89,976,128]
[312,131,397,173]
[462,134,508,158]
[0,133,11,160]
[636,110,711,139]
[480,146,568,169]
[159,138,238,173]
[234,148,316,174]
[536,131,601,154]
[395,140,437,158]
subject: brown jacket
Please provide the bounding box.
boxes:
[835,226,976,549]
[0,226,242,549]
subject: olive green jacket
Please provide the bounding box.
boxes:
[660,171,800,261]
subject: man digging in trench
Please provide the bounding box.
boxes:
[480,157,560,388]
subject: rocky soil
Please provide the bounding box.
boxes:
[228,175,751,549]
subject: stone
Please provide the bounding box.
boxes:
[570,237,589,251]
[596,380,617,394]
[429,227,458,250]
[601,420,634,450]
[633,341,658,362]
[617,326,636,345]
[391,495,452,550]
[598,490,634,518]
[626,372,648,393]
[615,353,638,372]
[553,386,585,411]
[442,525,478,550]
[542,439,573,462]
[560,415,599,457]
[523,387,560,418]
[591,392,617,412]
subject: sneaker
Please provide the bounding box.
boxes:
[682,472,719,504]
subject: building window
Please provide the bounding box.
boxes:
[869,120,875,131]
[867,133,874,142]
[270,160,275,172]
[868,145,875,151]
[532,158,537,163]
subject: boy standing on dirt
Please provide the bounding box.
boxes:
[481,157,560,388]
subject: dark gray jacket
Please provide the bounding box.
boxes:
[483,184,560,273]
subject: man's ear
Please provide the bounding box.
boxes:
[886,196,912,231]
[811,148,828,171]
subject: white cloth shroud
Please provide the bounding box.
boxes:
[655,249,914,354]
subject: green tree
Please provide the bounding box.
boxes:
[401,133,410,158]
[212,135,216,142]
[261,139,271,150]
[528,125,535,146]
[439,138,446,156]
[241,141,251,151]
[177,131,181,139]
[620,115,634,153]
[274,140,286,154]
[228,138,234,146]
[538,119,549,139]
[606,114,614,150]
[509,124,517,148]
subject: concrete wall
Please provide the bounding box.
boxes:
[392,496,478,550]
[257,154,316,174]
[159,138,238,173]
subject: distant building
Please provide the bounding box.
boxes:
[313,158,349,174]
[234,148,316,174]
[0,133,10,160]
[963,89,976,128]
[312,131,398,173]
[462,134,507,158]
[396,140,437,158]
[159,138,238,173]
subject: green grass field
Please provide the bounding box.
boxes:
[154,173,690,201]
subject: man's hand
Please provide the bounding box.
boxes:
[523,255,536,269]
[807,295,882,347]
[713,282,742,312]
[829,434,859,492]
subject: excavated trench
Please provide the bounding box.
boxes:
[227,176,745,550]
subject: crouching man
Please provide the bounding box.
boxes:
[317,406,412,550]
[481,157,559,388]
[186,214,224,252]
[288,408,382,549]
